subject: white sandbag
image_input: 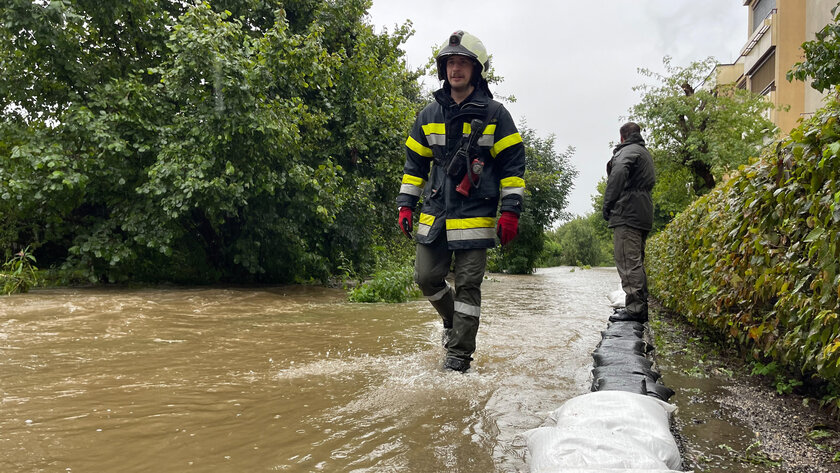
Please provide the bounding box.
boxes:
[529,468,683,473]
[523,391,681,472]
[607,289,625,308]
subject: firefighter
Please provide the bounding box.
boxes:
[396,30,526,373]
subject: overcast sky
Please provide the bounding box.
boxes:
[366,1,750,219]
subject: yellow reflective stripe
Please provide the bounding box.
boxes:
[463,123,498,135]
[500,176,525,188]
[406,136,433,158]
[490,132,523,158]
[422,123,445,135]
[419,213,436,226]
[445,217,495,230]
[402,174,426,187]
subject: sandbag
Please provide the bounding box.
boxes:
[591,375,647,395]
[592,346,646,359]
[592,365,661,383]
[647,382,676,402]
[524,391,681,472]
[592,352,653,369]
[601,323,644,339]
[605,320,645,333]
[597,338,651,354]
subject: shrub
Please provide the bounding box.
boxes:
[2,246,39,295]
[348,264,421,303]
[648,92,840,394]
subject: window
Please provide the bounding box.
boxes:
[752,0,777,32]
[750,51,776,95]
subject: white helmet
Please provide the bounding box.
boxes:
[435,30,490,82]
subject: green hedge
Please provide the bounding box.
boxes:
[648,92,840,390]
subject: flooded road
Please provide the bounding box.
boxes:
[1,267,621,472]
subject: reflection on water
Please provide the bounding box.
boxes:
[0,267,620,472]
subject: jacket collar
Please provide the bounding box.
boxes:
[613,132,646,153]
[434,84,490,111]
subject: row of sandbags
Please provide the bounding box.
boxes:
[591,320,674,402]
[522,302,685,472]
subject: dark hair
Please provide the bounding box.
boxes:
[620,122,641,140]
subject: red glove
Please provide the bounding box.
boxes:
[398,207,413,239]
[496,211,519,246]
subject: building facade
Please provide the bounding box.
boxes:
[715,0,836,135]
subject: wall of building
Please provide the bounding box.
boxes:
[774,0,806,134]
[803,0,836,114]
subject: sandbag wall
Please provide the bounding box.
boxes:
[522,310,686,472]
[590,320,674,402]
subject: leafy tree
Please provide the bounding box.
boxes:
[0,0,420,283]
[546,217,605,267]
[788,2,840,93]
[490,124,576,274]
[628,57,776,224]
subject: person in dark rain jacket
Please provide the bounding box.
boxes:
[603,122,655,323]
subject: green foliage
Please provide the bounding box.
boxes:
[348,264,420,303]
[490,123,577,274]
[750,361,805,395]
[648,94,840,392]
[629,56,776,226]
[2,246,39,295]
[1,0,420,284]
[543,216,609,267]
[788,3,840,92]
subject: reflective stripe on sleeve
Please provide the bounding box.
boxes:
[406,136,433,158]
[400,174,426,197]
[500,176,526,198]
[490,132,523,158]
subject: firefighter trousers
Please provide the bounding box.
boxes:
[414,235,486,362]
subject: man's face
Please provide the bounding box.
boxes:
[446,55,474,90]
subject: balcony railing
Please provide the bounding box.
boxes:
[741,8,777,56]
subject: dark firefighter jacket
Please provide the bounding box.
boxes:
[396,86,526,250]
[602,132,656,231]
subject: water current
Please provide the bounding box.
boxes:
[1,267,621,472]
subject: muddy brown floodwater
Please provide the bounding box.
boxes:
[1,267,622,472]
[8,267,827,472]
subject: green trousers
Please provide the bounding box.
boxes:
[613,225,649,317]
[414,235,486,362]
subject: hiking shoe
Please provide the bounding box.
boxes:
[610,308,648,323]
[443,357,470,373]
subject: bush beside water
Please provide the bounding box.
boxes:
[647,92,840,403]
[348,264,420,303]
